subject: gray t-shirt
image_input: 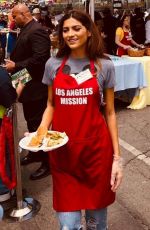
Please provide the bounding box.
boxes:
[42,56,116,105]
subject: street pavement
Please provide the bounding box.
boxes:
[1,100,150,230]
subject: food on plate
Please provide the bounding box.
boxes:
[28,126,47,147]
[46,131,66,139]
[47,138,63,147]
[27,130,67,148]
[46,132,66,147]
[28,136,42,147]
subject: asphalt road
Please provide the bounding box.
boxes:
[1,100,150,230]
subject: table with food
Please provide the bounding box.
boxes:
[122,46,150,109]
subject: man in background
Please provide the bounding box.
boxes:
[5,4,51,180]
[32,7,41,22]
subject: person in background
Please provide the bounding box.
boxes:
[113,8,120,19]
[0,53,25,215]
[5,4,51,181]
[0,12,7,62]
[7,11,18,58]
[102,7,117,54]
[145,8,150,45]
[40,10,123,229]
[32,8,54,35]
[130,7,145,44]
[115,14,143,56]
[32,7,41,22]
[0,65,17,210]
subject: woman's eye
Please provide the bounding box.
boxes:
[74,27,81,31]
[63,27,82,33]
[63,29,68,33]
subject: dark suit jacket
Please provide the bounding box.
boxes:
[10,19,50,102]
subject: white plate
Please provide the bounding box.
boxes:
[19,131,69,152]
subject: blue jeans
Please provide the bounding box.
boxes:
[0,178,9,195]
[57,208,107,230]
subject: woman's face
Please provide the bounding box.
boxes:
[123,16,130,27]
[62,17,91,53]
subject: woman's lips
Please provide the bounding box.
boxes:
[67,38,78,44]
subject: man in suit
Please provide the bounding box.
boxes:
[5,4,51,180]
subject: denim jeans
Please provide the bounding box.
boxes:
[57,208,107,230]
[0,178,9,195]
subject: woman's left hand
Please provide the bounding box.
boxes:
[111,158,123,192]
[137,44,145,49]
[16,80,25,97]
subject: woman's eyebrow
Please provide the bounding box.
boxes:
[63,25,82,29]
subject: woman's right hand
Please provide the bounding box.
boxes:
[124,45,132,50]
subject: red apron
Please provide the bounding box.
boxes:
[117,30,132,56]
[50,57,115,211]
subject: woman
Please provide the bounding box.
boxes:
[145,9,150,45]
[0,64,24,211]
[0,65,16,204]
[115,14,143,56]
[40,10,123,229]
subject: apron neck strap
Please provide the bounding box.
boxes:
[57,56,68,75]
[90,60,95,76]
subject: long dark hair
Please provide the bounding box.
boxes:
[119,14,130,27]
[56,10,105,60]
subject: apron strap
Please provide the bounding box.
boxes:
[57,57,68,75]
[90,60,95,76]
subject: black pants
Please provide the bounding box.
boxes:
[22,97,49,166]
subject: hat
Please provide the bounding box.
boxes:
[32,8,40,14]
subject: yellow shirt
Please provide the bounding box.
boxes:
[116,27,124,41]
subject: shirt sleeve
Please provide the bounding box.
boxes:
[42,58,53,85]
[104,59,116,89]
[42,57,62,85]
[116,27,124,41]
[99,58,116,89]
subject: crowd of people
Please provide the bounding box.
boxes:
[1,4,149,60]
[94,7,148,56]
[0,2,148,228]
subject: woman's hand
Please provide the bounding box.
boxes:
[111,157,123,192]
[16,80,25,98]
[123,45,132,50]
[137,44,145,49]
[24,132,30,137]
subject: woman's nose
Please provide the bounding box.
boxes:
[67,29,74,36]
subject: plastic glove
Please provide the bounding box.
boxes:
[111,157,123,192]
